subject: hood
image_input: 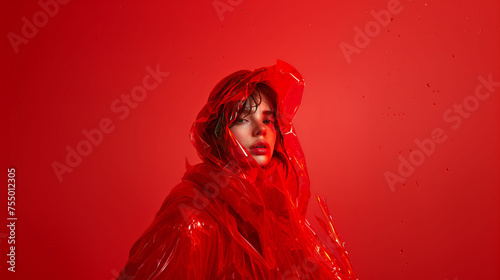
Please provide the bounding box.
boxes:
[189,59,311,216]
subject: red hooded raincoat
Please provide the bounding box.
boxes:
[118,60,356,280]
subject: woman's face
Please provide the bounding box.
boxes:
[230,93,277,167]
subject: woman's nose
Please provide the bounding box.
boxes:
[254,122,267,136]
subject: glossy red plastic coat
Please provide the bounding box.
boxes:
[118,60,356,280]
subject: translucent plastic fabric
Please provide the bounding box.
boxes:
[118,60,356,279]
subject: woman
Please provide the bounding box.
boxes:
[117,60,356,279]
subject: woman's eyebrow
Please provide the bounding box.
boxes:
[263,110,275,116]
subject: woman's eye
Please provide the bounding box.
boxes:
[263,119,274,124]
[236,118,246,123]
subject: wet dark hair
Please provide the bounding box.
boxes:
[229,83,289,170]
[204,77,289,170]
[227,83,277,129]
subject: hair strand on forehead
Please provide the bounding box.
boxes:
[231,83,276,126]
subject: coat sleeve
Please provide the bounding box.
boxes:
[117,184,224,280]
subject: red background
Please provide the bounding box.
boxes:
[1,0,499,279]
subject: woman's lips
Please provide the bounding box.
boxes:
[250,140,270,155]
[250,147,269,155]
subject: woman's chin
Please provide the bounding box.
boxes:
[252,155,271,167]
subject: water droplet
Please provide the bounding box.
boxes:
[427,83,431,87]
[415,180,419,186]
[446,167,450,172]
[400,249,404,253]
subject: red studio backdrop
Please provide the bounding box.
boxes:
[1,0,499,279]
